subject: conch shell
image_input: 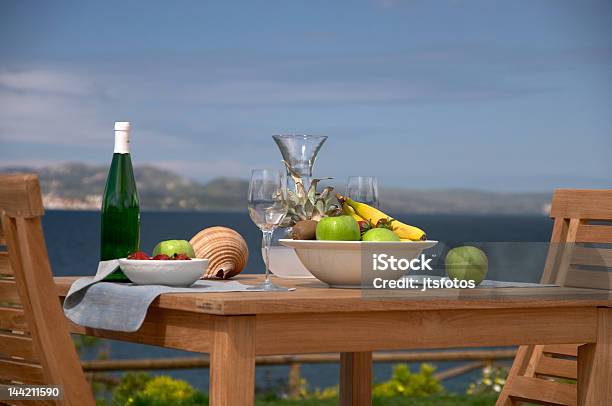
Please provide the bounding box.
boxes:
[190,226,249,279]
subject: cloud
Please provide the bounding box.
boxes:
[1,46,610,184]
[0,56,547,153]
[0,45,597,153]
[0,90,106,145]
[0,158,66,168]
[0,71,181,149]
[153,159,253,180]
[0,70,95,96]
[2,45,607,111]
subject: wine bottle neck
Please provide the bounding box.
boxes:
[114,130,130,154]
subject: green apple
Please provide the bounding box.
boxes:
[152,240,196,258]
[316,215,361,241]
[362,228,400,242]
[445,246,488,285]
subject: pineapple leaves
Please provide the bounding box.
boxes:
[282,160,302,185]
[303,198,315,217]
[307,184,316,204]
[296,182,307,199]
[319,186,334,201]
[287,190,300,206]
[283,175,339,227]
[314,200,325,216]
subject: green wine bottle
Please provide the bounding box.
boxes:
[100,121,140,281]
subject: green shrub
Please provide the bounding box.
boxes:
[110,372,152,405]
[133,376,195,404]
[110,372,207,406]
[373,394,497,405]
[104,363,497,405]
[466,365,508,396]
[290,362,442,401]
[373,363,442,398]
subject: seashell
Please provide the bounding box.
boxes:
[190,226,249,279]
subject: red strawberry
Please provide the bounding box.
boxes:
[152,254,171,260]
[173,253,191,261]
[128,251,150,260]
[358,220,372,235]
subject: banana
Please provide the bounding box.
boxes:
[342,202,365,222]
[336,194,427,241]
[393,222,427,241]
[342,196,387,224]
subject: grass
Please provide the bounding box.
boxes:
[254,394,498,405]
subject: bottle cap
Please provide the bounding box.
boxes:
[114,121,131,131]
[114,122,131,154]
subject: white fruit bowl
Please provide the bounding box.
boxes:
[267,246,315,279]
[118,258,209,287]
[279,239,438,288]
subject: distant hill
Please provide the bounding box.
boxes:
[0,163,551,215]
[380,188,551,215]
[0,163,247,211]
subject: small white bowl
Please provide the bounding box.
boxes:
[279,239,438,288]
[118,258,209,287]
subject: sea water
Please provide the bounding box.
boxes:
[43,210,552,393]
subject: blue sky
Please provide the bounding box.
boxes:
[1,0,611,191]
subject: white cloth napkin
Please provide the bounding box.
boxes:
[63,260,271,332]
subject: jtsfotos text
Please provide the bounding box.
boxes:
[370,253,476,291]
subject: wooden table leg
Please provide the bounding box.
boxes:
[340,351,372,406]
[578,307,611,406]
[210,315,256,406]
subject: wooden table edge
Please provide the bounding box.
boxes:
[55,276,612,316]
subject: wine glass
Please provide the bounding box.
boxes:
[347,176,379,207]
[247,169,290,291]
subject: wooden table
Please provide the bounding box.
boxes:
[55,275,612,406]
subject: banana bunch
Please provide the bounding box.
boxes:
[341,203,363,222]
[337,194,427,241]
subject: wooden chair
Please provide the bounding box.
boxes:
[497,189,612,406]
[0,174,95,405]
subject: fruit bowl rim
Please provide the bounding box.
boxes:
[278,238,438,250]
[119,258,208,264]
[279,239,438,246]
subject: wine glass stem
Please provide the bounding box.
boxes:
[262,229,273,284]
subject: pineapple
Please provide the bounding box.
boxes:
[281,161,342,228]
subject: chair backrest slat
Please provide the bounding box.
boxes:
[506,375,577,406]
[0,252,12,276]
[545,190,612,290]
[575,223,612,243]
[0,174,94,405]
[0,174,44,218]
[542,344,578,357]
[0,359,45,384]
[0,332,39,362]
[534,356,577,380]
[564,267,611,290]
[0,213,6,246]
[571,246,612,267]
[0,279,21,305]
[550,189,612,219]
[0,307,28,331]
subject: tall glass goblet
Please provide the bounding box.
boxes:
[347,176,379,207]
[247,169,290,291]
[273,134,328,191]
